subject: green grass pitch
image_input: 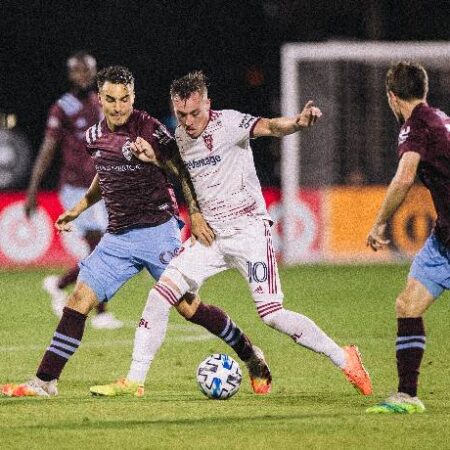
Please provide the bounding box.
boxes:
[1,265,450,449]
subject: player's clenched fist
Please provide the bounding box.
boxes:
[55,210,80,232]
[296,100,322,128]
[129,137,158,163]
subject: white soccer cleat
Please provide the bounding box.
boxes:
[43,275,67,318]
[91,312,123,330]
[1,377,58,398]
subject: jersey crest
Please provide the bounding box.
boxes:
[202,134,214,152]
[121,138,133,161]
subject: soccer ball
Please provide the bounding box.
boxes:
[196,353,242,400]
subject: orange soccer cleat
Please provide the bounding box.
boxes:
[342,345,373,395]
[1,378,58,398]
[246,346,272,395]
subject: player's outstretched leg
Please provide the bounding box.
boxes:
[90,283,172,397]
[258,304,372,395]
[1,303,88,397]
[367,315,428,413]
[1,283,97,398]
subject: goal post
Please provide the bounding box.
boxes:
[280,41,450,264]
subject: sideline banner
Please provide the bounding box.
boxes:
[323,186,435,262]
[265,187,322,262]
[0,186,435,267]
[0,189,322,268]
[0,192,84,267]
[0,192,192,268]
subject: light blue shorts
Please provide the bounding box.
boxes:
[409,233,450,298]
[78,217,181,302]
[59,184,108,234]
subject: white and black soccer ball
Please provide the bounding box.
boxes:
[196,353,242,400]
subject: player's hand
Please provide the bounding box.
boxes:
[24,194,37,218]
[130,137,159,164]
[295,100,322,128]
[190,212,215,247]
[55,209,80,233]
[367,223,390,251]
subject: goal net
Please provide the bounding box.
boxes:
[279,41,450,264]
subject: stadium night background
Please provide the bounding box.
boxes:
[1,1,450,449]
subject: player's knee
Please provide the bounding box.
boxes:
[395,291,416,317]
[259,306,284,327]
[176,294,201,319]
[160,267,192,296]
[145,278,182,315]
[66,282,98,315]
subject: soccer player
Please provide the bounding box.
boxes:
[1,66,270,398]
[24,51,122,329]
[101,71,372,396]
[366,61,450,414]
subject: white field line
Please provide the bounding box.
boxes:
[0,324,214,353]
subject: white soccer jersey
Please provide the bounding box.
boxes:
[175,109,271,234]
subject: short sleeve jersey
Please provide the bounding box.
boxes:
[85,109,179,234]
[45,91,102,188]
[398,103,450,246]
[175,109,271,234]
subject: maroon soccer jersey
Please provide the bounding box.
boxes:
[398,103,450,246]
[45,91,102,188]
[85,109,179,234]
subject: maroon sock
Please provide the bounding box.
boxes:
[36,307,87,381]
[396,317,426,397]
[57,266,79,289]
[188,303,254,362]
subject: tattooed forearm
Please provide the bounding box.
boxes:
[165,154,201,215]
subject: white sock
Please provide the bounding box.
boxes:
[127,288,173,383]
[264,308,346,368]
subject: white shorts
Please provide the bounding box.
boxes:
[59,184,108,234]
[168,219,283,310]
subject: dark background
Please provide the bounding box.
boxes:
[1,0,449,188]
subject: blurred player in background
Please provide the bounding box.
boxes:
[366,61,450,414]
[1,65,270,398]
[24,51,122,329]
[102,70,372,397]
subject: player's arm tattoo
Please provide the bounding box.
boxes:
[164,152,201,215]
[253,117,300,138]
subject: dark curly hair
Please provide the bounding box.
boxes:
[170,70,209,100]
[96,66,134,90]
[386,61,428,100]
